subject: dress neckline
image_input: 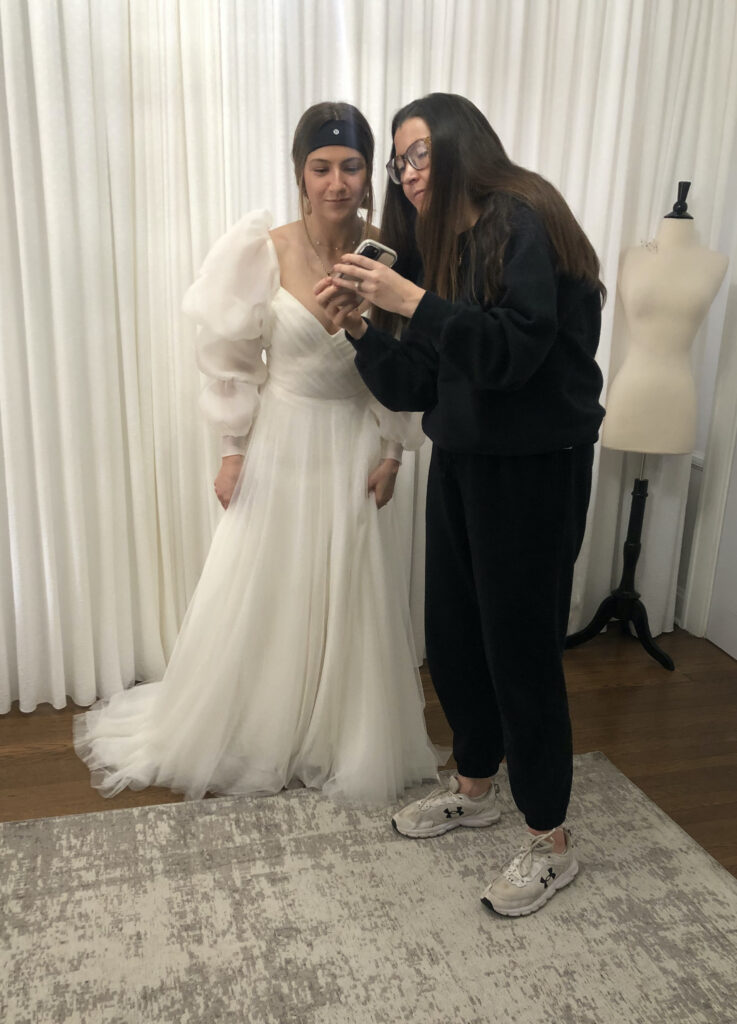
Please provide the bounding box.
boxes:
[276,286,346,340]
[265,235,345,339]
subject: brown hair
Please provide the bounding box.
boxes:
[292,102,375,231]
[377,93,606,332]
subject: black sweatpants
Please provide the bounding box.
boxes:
[424,443,594,831]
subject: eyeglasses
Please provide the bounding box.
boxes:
[386,137,431,185]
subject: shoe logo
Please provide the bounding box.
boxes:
[540,868,557,888]
[444,806,465,819]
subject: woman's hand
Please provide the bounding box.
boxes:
[315,254,426,333]
[330,254,425,318]
[368,458,400,509]
[314,275,367,336]
[214,455,243,509]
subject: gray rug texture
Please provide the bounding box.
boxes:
[2,752,737,1024]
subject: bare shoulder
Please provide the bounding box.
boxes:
[366,222,381,241]
[268,221,301,257]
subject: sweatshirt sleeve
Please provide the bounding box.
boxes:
[348,321,439,413]
[409,207,558,391]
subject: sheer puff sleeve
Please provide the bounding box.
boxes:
[369,402,426,462]
[182,210,279,454]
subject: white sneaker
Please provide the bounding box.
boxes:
[392,775,501,838]
[481,828,578,916]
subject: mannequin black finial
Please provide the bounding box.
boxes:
[665,180,694,219]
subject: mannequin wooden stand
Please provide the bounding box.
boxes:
[565,471,675,671]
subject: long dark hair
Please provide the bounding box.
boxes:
[376,93,606,332]
[291,101,375,231]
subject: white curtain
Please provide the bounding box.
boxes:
[2,0,736,711]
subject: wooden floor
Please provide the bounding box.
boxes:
[2,628,736,877]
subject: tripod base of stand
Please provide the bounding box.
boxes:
[565,590,675,671]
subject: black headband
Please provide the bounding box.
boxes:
[306,119,366,159]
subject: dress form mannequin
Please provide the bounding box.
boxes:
[567,183,728,668]
[603,186,728,453]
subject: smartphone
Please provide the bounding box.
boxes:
[334,239,397,283]
[352,239,397,267]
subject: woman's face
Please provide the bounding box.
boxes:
[392,117,431,213]
[302,147,368,221]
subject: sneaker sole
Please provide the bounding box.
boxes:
[391,807,501,839]
[480,859,579,917]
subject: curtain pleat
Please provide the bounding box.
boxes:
[1,0,735,710]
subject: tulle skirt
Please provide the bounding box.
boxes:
[74,382,440,804]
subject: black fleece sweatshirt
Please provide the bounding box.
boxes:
[348,203,605,456]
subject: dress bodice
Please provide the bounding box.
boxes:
[182,209,425,452]
[268,284,368,401]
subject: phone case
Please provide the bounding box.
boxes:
[353,239,397,268]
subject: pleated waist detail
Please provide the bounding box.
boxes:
[265,377,369,407]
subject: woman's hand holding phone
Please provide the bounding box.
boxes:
[314,271,367,336]
[314,240,426,335]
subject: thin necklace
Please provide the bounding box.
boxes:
[457,233,472,266]
[304,221,363,276]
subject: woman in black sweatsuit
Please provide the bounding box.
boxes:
[316,93,605,917]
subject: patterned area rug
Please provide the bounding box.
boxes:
[2,752,737,1024]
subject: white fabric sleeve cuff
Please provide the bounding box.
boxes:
[221,435,247,457]
[381,440,403,463]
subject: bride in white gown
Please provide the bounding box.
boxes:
[74,102,440,804]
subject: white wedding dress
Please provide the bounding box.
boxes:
[74,210,440,804]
